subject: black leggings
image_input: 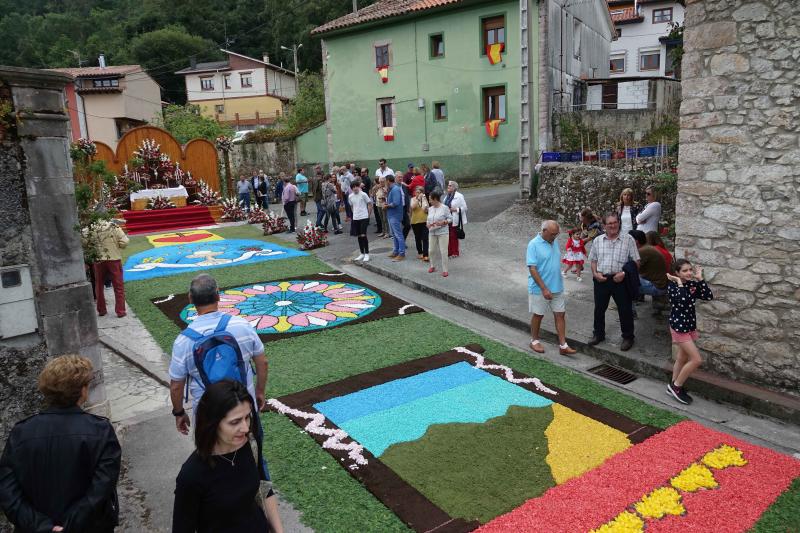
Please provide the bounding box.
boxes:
[411,223,429,256]
[353,218,369,254]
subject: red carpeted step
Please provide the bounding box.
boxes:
[122,206,216,235]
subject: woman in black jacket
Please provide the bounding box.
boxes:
[172,380,283,533]
[0,355,121,533]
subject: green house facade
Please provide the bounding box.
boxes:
[314,0,533,183]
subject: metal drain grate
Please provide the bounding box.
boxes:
[587,364,638,385]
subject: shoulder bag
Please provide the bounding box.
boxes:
[455,208,465,240]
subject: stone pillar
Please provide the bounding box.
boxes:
[676,1,799,394]
[0,66,108,443]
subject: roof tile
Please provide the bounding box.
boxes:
[312,0,463,35]
[48,65,143,78]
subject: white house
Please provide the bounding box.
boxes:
[175,49,296,129]
[607,0,684,80]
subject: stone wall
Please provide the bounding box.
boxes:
[229,140,297,176]
[0,66,108,445]
[535,161,677,235]
[677,0,800,394]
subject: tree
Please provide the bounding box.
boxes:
[280,72,325,131]
[129,25,220,104]
[155,104,233,144]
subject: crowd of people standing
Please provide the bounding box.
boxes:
[527,184,711,405]
[244,159,469,277]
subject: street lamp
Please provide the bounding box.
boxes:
[281,43,302,94]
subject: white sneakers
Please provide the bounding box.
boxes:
[355,254,365,261]
[363,254,370,262]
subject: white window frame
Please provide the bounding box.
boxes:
[240,72,253,88]
[376,97,396,136]
[639,49,661,72]
[573,18,582,59]
[200,76,214,91]
[610,53,626,73]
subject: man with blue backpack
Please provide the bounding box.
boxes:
[168,274,271,473]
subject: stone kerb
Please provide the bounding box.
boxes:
[676,0,800,394]
[0,66,108,431]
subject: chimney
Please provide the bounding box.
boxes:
[190,55,197,69]
[98,53,106,69]
[263,53,270,64]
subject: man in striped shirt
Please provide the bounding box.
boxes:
[588,212,640,351]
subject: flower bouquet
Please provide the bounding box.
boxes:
[220,197,246,221]
[296,220,328,250]
[247,205,269,224]
[192,180,220,206]
[215,135,234,152]
[147,194,176,210]
[262,211,288,235]
[69,138,97,161]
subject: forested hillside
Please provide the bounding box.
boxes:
[0,0,375,102]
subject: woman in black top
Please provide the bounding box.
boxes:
[665,259,713,405]
[0,355,121,533]
[173,380,283,533]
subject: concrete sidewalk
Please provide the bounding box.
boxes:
[270,200,800,425]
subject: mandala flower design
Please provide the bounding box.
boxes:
[179,281,381,334]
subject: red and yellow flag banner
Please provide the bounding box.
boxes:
[377,66,389,83]
[383,127,395,141]
[485,120,502,139]
[486,43,504,65]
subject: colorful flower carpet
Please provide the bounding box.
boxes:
[123,238,307,281]
[268,344,800,532]
[121,233,800,533]
[152,272,423,340]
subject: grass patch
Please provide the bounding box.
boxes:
[748,477,800,533]
[121,223,297,261]
[264,412,409,533]
[125,255,329,352]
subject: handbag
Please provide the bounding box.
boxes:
[455,208,465,239]
[249,434,273,513]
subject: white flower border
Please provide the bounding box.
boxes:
[266,398,368,469]
[454,346,558,395]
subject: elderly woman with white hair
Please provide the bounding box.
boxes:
[443,180,467,258]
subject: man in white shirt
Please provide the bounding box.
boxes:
[169,274,268,434]
[374,158,394,180]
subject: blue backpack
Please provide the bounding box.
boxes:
[180,314,247,391]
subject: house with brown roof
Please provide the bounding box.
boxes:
[313,0,614,193]
[51,57,162,149]
[607,0,684,79]
[175,49,296,130]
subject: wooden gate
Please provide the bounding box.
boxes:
[93,126,221,191]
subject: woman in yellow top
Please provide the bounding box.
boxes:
[410,186,430,261]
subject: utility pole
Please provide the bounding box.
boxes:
[281,43,303,94]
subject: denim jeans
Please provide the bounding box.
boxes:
[639,277,667,297]
[388,216,405,255]
[315,200,325,227]
[238,192,251,211]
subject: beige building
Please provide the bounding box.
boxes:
[51,62,162,149]
[175,49,296,130]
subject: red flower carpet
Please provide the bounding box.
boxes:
[477,420,800,533]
